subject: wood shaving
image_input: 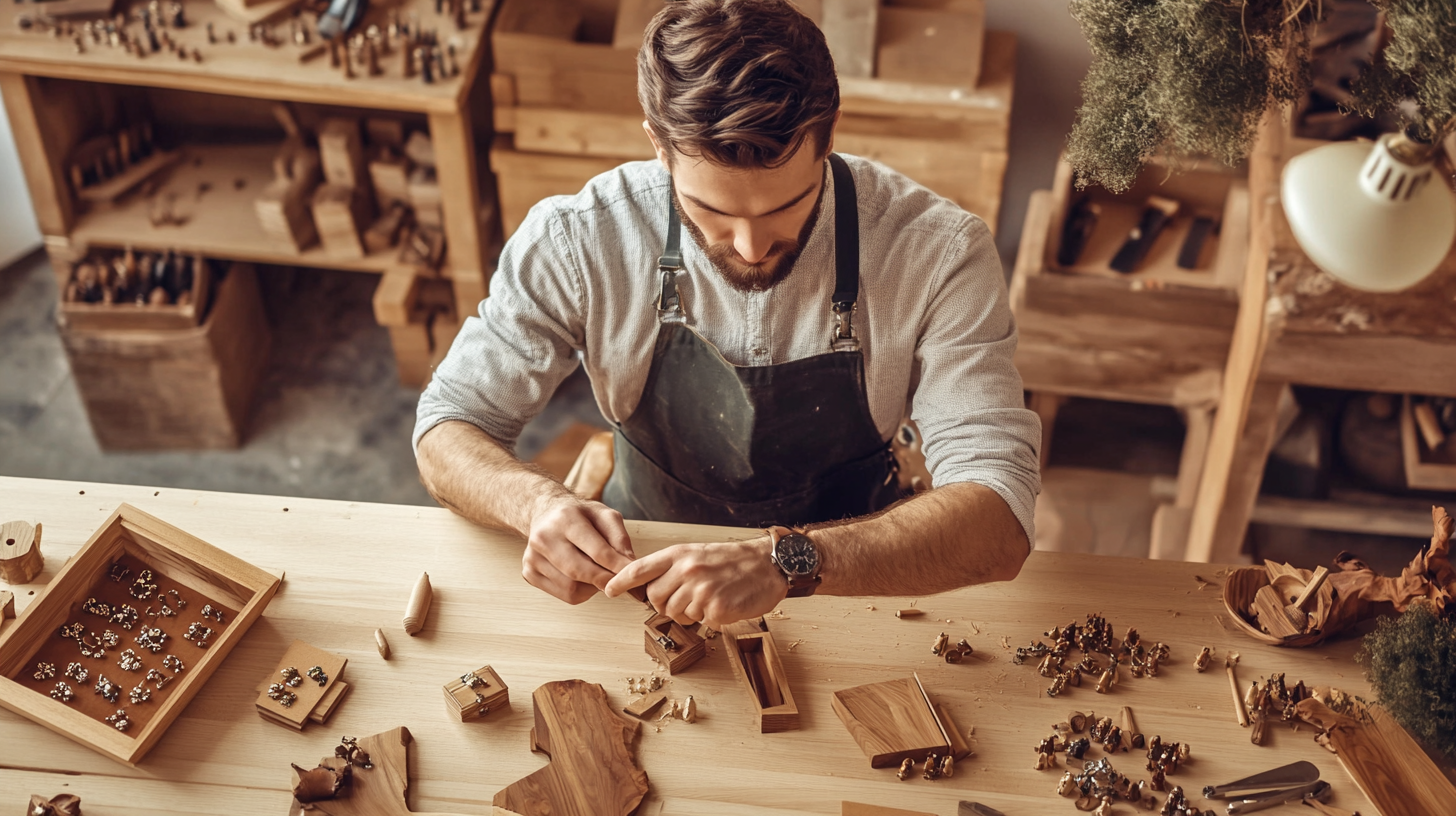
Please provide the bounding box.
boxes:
[766,609,788,620]
[866,604,876,611]
[999,636,1011,650]
[786,639,804,651]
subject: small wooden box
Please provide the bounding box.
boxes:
[0,504,280,765]
[643,612,705,674]
[1401,394,1456,491]
[721,620,798,733]
[443,665,509,721]
[58,253,213,333]
[61,263,271,451]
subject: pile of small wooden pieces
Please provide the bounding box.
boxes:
[931,631,974,663]
[897,752,955,781]
[1242,673,1365,746]
[63,248,205,308]
[16,0,202,61]
[1054,756,1211,815]
[1013,614,1171,697]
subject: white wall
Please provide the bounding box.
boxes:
[985,0,1091,272]
[0,86,42,271]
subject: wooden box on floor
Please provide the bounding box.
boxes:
[1401,395,1456,491]
[56,252,212,333]
[0,504,281,765]
[490,0,1013,237]
[60,263,271,450]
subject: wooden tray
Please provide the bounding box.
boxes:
[59,252,212,333]
[1401,394,1456,491]
[0,504,280,765]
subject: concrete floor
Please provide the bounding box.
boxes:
[0,251,1432,570]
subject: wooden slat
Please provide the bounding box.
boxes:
[820,0,879,79]
[0,72,74,235]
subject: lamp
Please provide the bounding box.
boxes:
[1281,130,1456,292]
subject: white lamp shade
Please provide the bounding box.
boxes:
[1281,137,1456,292]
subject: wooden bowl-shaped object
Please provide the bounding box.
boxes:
[1222,565,1336,648]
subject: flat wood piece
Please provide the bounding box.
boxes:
[0,590,13,621]
[318,118,366,189]
[492,680,649,816]
[255,641,347,730]
[32,0,116,17]
[643,612,706,674]
[831,675,950,768]
[842,803,935,816]
[721,619,800,733]
[75,150,184,204]
[1310,704,1456,816]
[1252,584,1303,639]
[622,690,667,720]
[820,0,879,79]
[935,702,973,761]
[875,4,984,88]
[0,520,44,584]
[308,680,351,725]
[287,727,441,816]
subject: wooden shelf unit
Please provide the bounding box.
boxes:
[0,0,501,391]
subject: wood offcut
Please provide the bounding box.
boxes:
[0,520,44,583]
[832,674,951,769]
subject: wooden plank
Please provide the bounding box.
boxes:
[0,72,74,235]
[875,3,984,88]
[842,803,934,816]
[427,110,486,277]
[373,266,425,328]
[509,108,654,159]
[1248,496,1442,539]
[1260,333,1456,397]
[821,0,879,79]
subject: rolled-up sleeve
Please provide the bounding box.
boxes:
[910,217,1041,548]
[413,204,585,453]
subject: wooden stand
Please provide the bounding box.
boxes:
[0,504,280,766]
[493,680,649,816]
[720,619,799,733]
[642,612,705,674]
[0,520,44,584]
[831,674,952,769]
[442,665,509,721]
[255,641,350,731]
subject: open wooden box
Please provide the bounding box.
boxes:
[721,620,798,733]
[0,504,280,765]
[1402,394,1456,491]
[57,248,213,333]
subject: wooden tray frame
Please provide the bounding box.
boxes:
[1401,394,1456,491]
[0,503,281,765]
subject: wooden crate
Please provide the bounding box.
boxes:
[489,0,1014,236]
[0,504,281,766]
[1401,395,1456,491]
[56,250,213,333]
[60,263,272,450]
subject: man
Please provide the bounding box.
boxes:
[414,0,1040,628]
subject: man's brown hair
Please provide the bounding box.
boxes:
[637,0,840,169]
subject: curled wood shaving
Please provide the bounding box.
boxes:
[999,636,1011,650]
[786,639,804,651]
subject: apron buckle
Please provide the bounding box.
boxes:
[830,301,859,352]
[656,268,688,324]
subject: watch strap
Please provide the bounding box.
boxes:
[767,526,822,598]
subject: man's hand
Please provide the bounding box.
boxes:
[523,495,635,605]
[603,537,788,627]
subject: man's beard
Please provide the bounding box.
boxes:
[672,184,825,294]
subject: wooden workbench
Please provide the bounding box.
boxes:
[0,475,1402,814]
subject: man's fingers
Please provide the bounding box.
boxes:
[589,505,635,560]
[565,514,633,575]
[604,549,674,598]
[522,552,597,605]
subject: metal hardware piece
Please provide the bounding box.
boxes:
[1225,780,1330,815]
[1203,761,1321,799]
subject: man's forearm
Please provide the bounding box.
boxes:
[416,420,574,536]
[810,481,1029,596]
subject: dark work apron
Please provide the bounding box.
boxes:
[601,154,904,528]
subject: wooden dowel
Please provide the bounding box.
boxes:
[1226,653,1248,727]
[896,608,925,618]
[374,628,391,659]
[1415,401,1446,450]
[403,572,432,636]
[1293,566,1330,613]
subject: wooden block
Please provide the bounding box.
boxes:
[831,675,950,768]
[308,680,351,725]
[842,804,936,816]
[0,520,44,584]
[493,680,648,816]
[643,612,707,674]
[407,167,443,228]
[318,118,367,189]
[821,0,879,79]
[33,0,116,17]
[398,225,447,272]
[876,4,984,88]
[365,118,407,148]
[255,641,348,731]
[311,183,373,259]
[721,619,799,733]
[255,144,321,252]
[622,690,667,720]
[497,0,584,40]
[0,590,14,621]
[373,265,424,327]
[403,131,435,169]
[368,152,412,208]
[613,0,666,49]
[365,204,412,255]
[443,665,510,721]
[935,702,973,761]
[563,430,615,501]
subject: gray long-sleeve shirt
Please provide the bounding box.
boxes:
[414,154,1041,543]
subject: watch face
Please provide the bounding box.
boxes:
[776,533,819,576]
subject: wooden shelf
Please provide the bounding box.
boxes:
[66,143,406,275]
[0,0,494,114]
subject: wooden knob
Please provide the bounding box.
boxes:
[0,521,44,584]
[403,572,432,636]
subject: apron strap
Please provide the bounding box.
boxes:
[657,189,686,323]
[827,153,860,352]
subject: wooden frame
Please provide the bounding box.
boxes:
[0,503,280,765]
[642,612,705,675]
[721,620,798,733]
[1401,394,1456,491]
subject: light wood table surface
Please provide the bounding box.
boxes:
[0,476,1397,815]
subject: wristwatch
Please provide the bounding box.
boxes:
[766,525,822,598]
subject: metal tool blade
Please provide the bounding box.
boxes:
[1204,761,1321,798]
[1226,779,1331,815]
[959,802,1007,816]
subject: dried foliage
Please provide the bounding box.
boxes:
[1358,600,1456,757]
[1067,0,1315,191]
[1348,0,1456,141]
